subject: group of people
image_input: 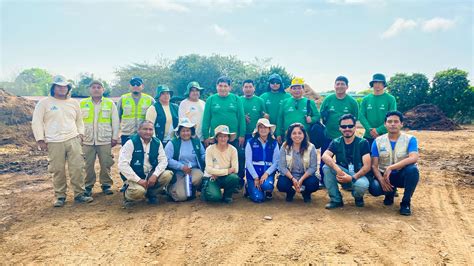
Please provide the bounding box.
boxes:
[31,72,420,215]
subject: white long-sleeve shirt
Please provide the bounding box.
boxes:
[118,137,168,183]
[31,96,84,143]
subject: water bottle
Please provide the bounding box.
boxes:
[185,162,193,197]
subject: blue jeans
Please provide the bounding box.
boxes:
[277,174,319,198]
[246,173,275,203]
[322,164,369,203]
[369,164,419,205]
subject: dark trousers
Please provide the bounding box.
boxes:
[277,175,319,198]
[318,136,333,184]
[369,164,419,205]
[121,135,131,146]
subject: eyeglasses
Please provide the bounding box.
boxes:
[340,124,355,129]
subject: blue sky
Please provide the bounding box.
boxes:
[1,0,472,92]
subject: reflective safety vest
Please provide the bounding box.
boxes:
[375,133,413,172]
[80,97,114,143]
[120,93,153,135]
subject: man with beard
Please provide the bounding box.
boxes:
[321,114,371,209]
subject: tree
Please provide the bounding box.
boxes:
[430,68,472,119]
[253,65,293,96]
[388,73,429,112]
[13,68,52,96]
[71,73,112,97]
[113,62,174,97]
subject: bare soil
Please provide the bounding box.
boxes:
[0,128,473,264]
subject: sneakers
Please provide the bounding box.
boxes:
[400,203,411,216]
[53,198,66,207]
[383,195,394,206]
[222,197,233,204]
[265,191,273,200]
[355,197,365,207]
[325,201,344,209]
[74,195,94,203]
[122,200,134,208]
[147,197,158,205]
[102,187,113,195]
[84,187,93,197]
[303,193,312,203]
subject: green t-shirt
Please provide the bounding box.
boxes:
[359,92,397,138]
[240,95,266,135]
[202,93,246,139]
[320,94,359,139]
[260,91,291,125]
[276,97,320,137]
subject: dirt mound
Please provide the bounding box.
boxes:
[403,104,460,131]
[0,89,37,147]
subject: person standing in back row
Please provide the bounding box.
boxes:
[359,73,397,149]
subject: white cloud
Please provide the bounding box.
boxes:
[381,18,417,39]
[193,0,253,10]
[144,0,190,12]
[422,17,456,32]
[381,17,456,39]
[212,24,232,39]
[326,0,385,5]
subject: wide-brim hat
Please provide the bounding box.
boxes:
[369,73,387,87]
[155,85,174,98]
[211,125,236,139]
[52,75,71,87]
[174,117,196,132]
[252,118,276,136]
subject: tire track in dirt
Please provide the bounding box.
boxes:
[430,179,473,264]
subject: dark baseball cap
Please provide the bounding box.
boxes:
[130,77,143,86]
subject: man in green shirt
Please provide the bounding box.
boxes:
[202,76,246,182]
[319,76,359,182]
[260,73,291,127]
[240,79,268,142]
[359,73,397,148]
[276,77,320,144]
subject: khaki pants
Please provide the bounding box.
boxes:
[47,137,85,199]
[168,168,204,201]
[83,144,114,189]
[125,170,173,201]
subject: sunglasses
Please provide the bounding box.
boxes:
[130,82,142,87]
[340,124,355,129]
[270,81,280,85]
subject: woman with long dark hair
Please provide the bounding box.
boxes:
[278,123,319,202]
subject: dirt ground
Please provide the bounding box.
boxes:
[0,128,473,264]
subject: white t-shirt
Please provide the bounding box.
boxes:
[178,99,205,140]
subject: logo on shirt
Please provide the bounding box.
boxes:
[380,104,386,110]
[50,106,59,111]
[190,106,196,111]
[367,104,373,110]
[329,106,335,111]
[252,106,258,111]
[133,160,141,166]
[266,100,271,105]
[288,107,295,112]
[214,103,221,109]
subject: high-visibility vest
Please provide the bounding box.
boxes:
[120,93,153,135]
[80,97,114,143]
